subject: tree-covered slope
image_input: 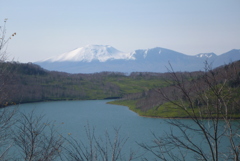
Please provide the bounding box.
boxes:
[0,62,170,105]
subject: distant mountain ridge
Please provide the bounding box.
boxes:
[35,45,240,73]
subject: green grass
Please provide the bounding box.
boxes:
[108,100,189,118]
[108,77,168,94]
[108,100,240,119]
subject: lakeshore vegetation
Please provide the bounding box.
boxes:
[1,60,240,118]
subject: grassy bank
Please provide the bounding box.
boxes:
[108,100,190,118]
[108,100,240,119]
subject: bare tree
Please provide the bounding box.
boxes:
[0,19,17,160]
[0,18,16,61]
[63,124,138,161]
[140,62,240,160]
[13,111,64,161]
[0,18,16,105]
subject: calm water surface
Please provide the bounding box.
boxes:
[15,100,168,159]
[17,100,166,140]
[13,100,231,160]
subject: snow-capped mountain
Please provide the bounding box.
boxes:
[41,45,134,62]
[35,45,240,74]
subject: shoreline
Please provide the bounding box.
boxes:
[4,99,240,120]
[3,98,114,108]
[107,100,240,120]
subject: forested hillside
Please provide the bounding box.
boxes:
[0,61,170,106]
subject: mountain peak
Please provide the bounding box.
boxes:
[41,44,134,62]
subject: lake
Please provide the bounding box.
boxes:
[9,99,236,160]
[11,100,168,160]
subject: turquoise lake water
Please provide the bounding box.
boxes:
[9,99,236,160]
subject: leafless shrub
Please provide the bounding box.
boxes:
[12,111,64,161]
[63,124,138,161]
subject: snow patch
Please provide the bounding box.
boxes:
[144,49,148,58]
[196,53,215,58]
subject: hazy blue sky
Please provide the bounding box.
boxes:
[1,0,240,62]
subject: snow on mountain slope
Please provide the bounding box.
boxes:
[40,45,190,63]
[195,53,217,58]
[35,45,240,74]
[41,45,134,62]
